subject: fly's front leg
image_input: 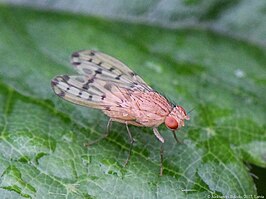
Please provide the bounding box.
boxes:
[160,142,164,176]
[172,130,182,143]
[153,127,164,143]
[153,127,165,175]
[84,118,112,147]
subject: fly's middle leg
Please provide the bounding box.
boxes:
[84,118,112,147]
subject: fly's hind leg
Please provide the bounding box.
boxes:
[84,118,112,147]
[124,122,136,166]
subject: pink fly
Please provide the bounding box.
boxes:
[51,50,190,175]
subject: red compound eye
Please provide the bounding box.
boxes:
[165,116,179,130]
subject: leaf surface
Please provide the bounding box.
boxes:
[0,3,265,199]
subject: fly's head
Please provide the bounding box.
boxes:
[164,106,190,130]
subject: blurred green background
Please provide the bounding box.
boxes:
[0,1,265,198]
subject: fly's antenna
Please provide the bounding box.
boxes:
[187,107,195,115]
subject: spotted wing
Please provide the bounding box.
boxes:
[51,50,152,110]
[51,75,124,109]
[71,50,152,91]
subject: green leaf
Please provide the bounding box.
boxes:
[0,3,265,199]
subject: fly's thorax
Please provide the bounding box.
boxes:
[164,105,190,130]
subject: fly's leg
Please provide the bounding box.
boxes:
[172,131,182,143]
[153,128,165,143]
[84,118,112,147]
[172,131,183,144]
[160,142,164,176]
[124,122,135,166]
[153,128,165,176]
